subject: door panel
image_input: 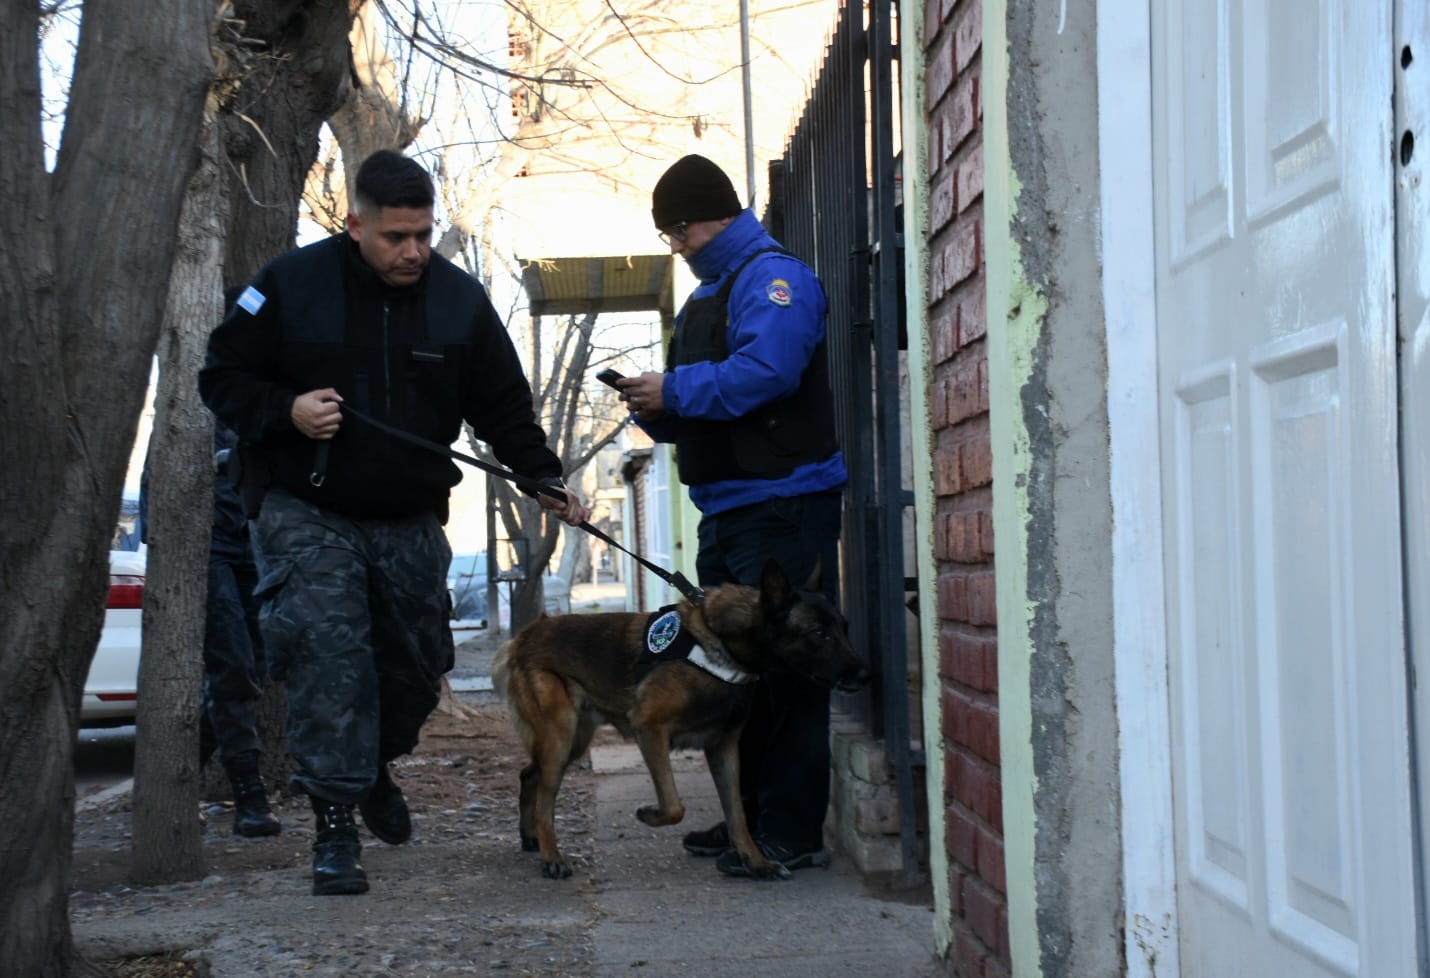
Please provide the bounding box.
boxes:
[1175,367,1252,911]
[1243,0,1337,223]
[1250,328,1355,971]
[1152,0,1417,975]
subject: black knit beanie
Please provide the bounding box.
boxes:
[651,155,742,228]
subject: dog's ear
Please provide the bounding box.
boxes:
[803,559,824,595]
[759,558,796,614]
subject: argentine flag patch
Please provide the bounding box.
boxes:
[236,285,266,315]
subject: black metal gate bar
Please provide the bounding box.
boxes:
[765,0,921,883]
[774,0,873,711]
[865,0,921,887]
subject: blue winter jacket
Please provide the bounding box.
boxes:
[638,210,848,514]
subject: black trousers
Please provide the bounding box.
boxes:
[202,551,265,765]
[695,490,842,851]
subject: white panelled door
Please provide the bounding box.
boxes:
[1151,1,1418,975]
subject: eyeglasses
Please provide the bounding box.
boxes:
[657,221,690,246]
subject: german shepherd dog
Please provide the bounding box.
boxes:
[493,559,868,881]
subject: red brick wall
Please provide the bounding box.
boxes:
[924,0,1005,974]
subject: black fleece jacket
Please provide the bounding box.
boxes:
[199,234,561,522]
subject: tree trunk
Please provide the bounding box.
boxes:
[510,571,548,634]
[130,116,229,885]
[490,485,559,634]
[325,0,424,194]
[557,510,592,585]
[222,0,362,284]
[475,307,622,633]
[433,679,483,721]
[0,3,212,975]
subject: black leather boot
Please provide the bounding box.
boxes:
[222,756,281,838]
[358,762,412,844]
[310,796,369,895]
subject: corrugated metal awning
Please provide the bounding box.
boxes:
[519,254,673,318]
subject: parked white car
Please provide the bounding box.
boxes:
[82,494,144,726]
[82,546,144,726]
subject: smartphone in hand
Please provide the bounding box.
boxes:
[595,368,625,390]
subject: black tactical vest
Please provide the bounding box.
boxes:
[665,249,840,486]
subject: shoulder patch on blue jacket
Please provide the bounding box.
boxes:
[766,278,792,306]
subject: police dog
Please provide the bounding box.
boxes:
[493,558,868,881]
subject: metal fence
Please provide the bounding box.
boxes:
[764,0,922,882]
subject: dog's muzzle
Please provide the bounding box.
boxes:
[835,663,873,693]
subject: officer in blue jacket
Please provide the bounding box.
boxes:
[620,154,849,876]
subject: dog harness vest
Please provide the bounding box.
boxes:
[640,607,756,685]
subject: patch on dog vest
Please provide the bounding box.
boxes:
[640,606,756,685]
[646,609,688,657]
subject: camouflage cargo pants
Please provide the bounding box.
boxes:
[253,489,454,804]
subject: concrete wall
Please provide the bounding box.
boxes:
[915,0,1125,972]
[983,2,1123,976]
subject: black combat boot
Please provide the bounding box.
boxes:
[222,754,281,838]
[310,796,369,895]
[358,762,412,844]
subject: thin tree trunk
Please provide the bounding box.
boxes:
[0,2,212,974]
[130,115,229,885]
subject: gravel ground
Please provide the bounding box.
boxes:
[71,630,604,978]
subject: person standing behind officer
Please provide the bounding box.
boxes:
[199,150,587,896]
[138,418,282,839]
[617,154,849,877]
[201,420,282,837]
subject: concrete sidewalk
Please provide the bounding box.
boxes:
[70,599,939,977]
[452,614,940,977]
[584,741,939,977]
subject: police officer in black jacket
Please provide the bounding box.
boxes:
[199,150,587,896]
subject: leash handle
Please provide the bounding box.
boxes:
[338,404,706,606]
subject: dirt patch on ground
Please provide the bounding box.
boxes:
[71,631,605,978]
[71,702,532,892]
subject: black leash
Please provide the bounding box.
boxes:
[333,403,705,606]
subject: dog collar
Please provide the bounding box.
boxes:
[687,640,757,685]
[643,607,757,685]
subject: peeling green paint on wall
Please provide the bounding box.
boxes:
[984,1,1048,975]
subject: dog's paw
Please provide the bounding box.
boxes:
[749,857,795,880]
[635,804,683,827]
[540,858,573,880]
[749,860,793,881]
